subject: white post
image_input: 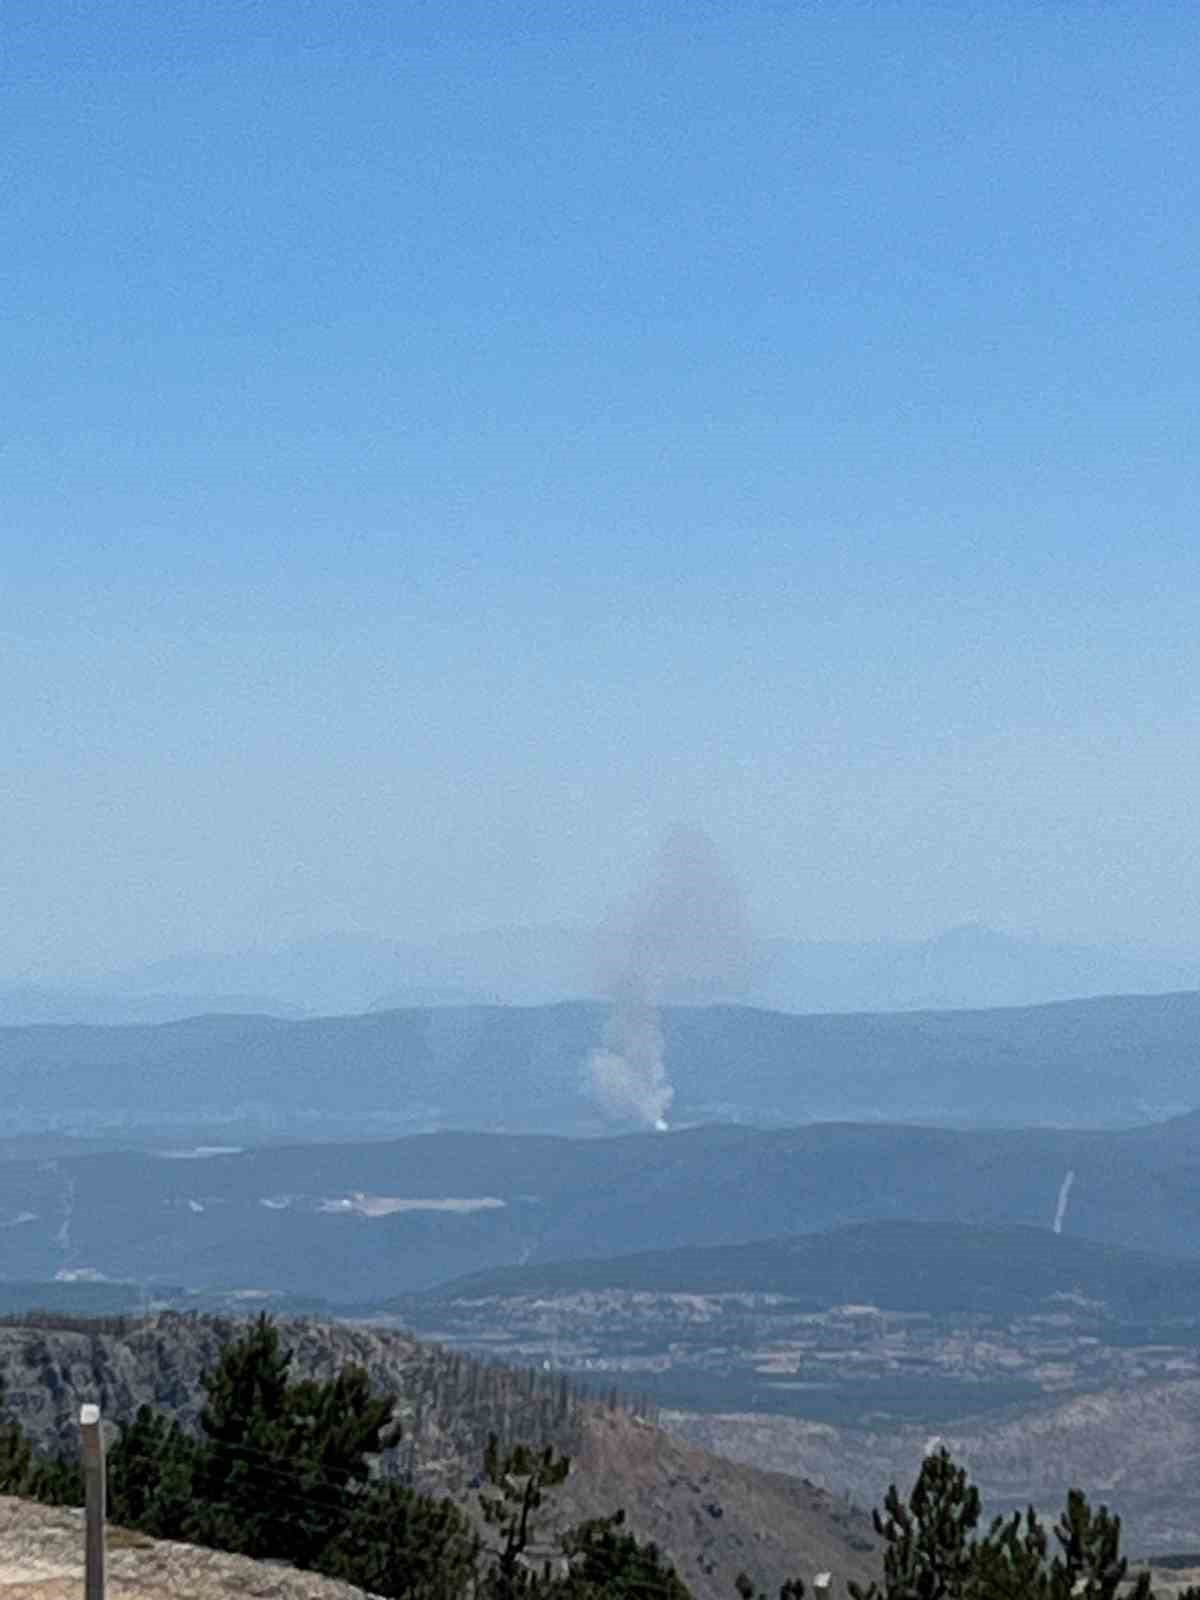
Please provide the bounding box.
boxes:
[80,1403,106,1600]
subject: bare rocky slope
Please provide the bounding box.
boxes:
[0,1316,876,1600]
[668,1378,1200,1558]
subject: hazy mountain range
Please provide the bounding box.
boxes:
[0,984,309,1027]
[3,989,1200,1142]
[6,922,1198,1024]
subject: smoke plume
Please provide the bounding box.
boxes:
[584,826,749,1129]
[587,986,672,1130]
[1052,1170,1075,1235]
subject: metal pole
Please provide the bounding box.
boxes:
[80,1403,106,1600]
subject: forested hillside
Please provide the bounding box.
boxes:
[10,1112,1200,1299]
[418,1221,1200,1318]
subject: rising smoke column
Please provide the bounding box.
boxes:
[1052,1170,1076,1235]
[587,979,672,1130]
[584,826,750,1130]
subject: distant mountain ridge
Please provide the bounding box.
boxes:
[755,922,1200,1014]
[17,922,1199,1021]
[3,988,1200,1140]
[0,984,308,1026]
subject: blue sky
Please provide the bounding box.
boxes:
[4,1,1199,977]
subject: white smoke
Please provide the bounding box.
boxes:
[1052,1170,1075,1235]
[584,827,749,1131]
[585,977,674,1130]
[587,1041,671,1131]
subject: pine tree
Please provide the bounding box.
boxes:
[560,1509,692,1600]
[0,1375,80,1505]
[850,1448,981,1600]
[0,1378,35,1496]
[850,1449,1159,1600]
[318,1478,481,1600]
[968,1506,1054,1599]
[189,1314,398,1566]
[107,1404,198,1539]
[480,1433,571,1600]
[1048,1490,1151,1600]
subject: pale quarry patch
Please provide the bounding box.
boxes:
[157,1147,244,1160]
[319,1193,507,1217]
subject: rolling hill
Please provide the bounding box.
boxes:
[412,1220,1200,1320]
[5,1115,1200,1300]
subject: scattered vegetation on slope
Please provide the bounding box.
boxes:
[0,1311,877,1598]
[3,1322,1193,1599]
[0,1314,672,1600]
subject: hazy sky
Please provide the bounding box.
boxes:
[5,1,1199,979]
